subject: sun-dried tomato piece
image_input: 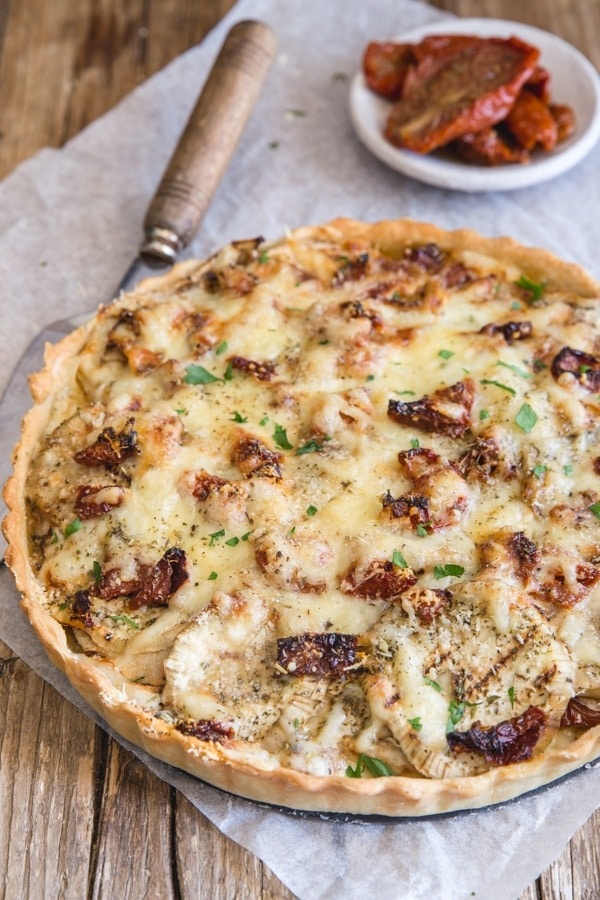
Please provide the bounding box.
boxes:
[403,242,445,271]
[74,418,139,469]
[175,719,234,742]
[128,547,188,610]
[452,127,529,166]
[387,380,474,439]
[479,320,533,343]
[363,41,415,100]
[71,590,94,628]
[75,484,125,519]
[534,560,600,609]
[340,299,384,330]
[229,355,277,382]
[341,559,417,600]
[438,262,475,290]
[503,89,558,152]
[412,587,452,624]
[188,470,228,501]
[549,103,576,143]
[381,491,432,531]
[276,633,359,678]
[524,65,552,103]
[508,531,539,581]
[231,436,283,479]
[332,252,370,285]
[551,347,600,391]
[561,697,600,728]
[384,36,539,154]
[95,548,188,610]
[447,706,547,765]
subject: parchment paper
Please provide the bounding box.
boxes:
[2,1,600,897]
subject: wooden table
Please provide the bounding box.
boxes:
[1,1,599,897]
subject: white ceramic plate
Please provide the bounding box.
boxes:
[349,18,600,192]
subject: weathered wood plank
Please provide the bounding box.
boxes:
[427,0,600,66]
[0,3,599,900]
[89,740,176,899]
[174,792,267,898]
[0,639,96,899]
[0,0,236,179]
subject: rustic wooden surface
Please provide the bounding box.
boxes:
[1,1,599,897]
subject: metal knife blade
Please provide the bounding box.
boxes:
[0,20,276,555]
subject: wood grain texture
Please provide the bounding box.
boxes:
[0,2,599,898]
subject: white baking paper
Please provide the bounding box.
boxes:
[1,1,600,897]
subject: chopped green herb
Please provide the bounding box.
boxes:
[108,614,140,630]
[215,340,228,356]
[508,686,515,709]
[64,518,82,537]
[532,465,547,478]
[258,250,270,263]
[447,700,466,733]
[511,301,523,310]
[408,717,423,732]
[515,274,546,303]
[532,358,547,372]
[416,523,429,537]
[241,531,253,541]
[479,409,490,421]
[296,439,324,455]
[590,502,600,519]
[273,423,293,450]
[345,754,393,778]
[365,374,375,382]
[174,407,188,415]
[424,677,442,693]
[306,505,318,517]
[393,390,416,396]
[496,360,531,379]
[515,403,538,433]
[208,571,218,581]
[224,361,234,381]
[208,529,225,547]
[184,364,222,385]
[293,718,300,729]
[392,550,408,569]
[410,438,420,449]
[231,411,248,423]
[433,564,465,580]
[225,536,240,547]
[259,415,269,426]
[564,464,574,476]
[93,561,102,585]
[438,349,454,360]
[479,378,516,396]
[49,530,59,544]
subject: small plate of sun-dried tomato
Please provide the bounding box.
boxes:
[350,18,600,191]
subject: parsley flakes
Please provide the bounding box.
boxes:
[433,564,465,580]
[273,423,293,450]
[183,364,222,385]
[345,754,393,778]
[515,403,538,433]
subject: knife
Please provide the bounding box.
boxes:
[0,19,276,555]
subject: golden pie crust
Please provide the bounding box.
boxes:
[4,218,600,816]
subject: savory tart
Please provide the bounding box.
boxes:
[4,218,600,816]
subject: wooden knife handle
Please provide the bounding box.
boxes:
[141,20,276,262]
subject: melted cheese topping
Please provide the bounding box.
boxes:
[24,223,600,780]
